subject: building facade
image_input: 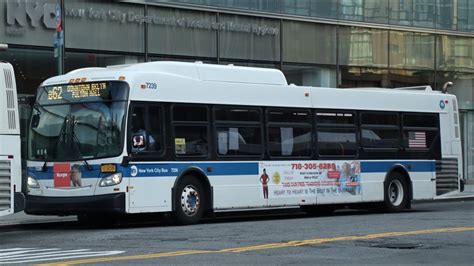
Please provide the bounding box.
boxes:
[0,0,473,180]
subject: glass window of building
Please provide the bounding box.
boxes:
[147,7,217,58]
[283,21,336,65]
[339,27,389,68]
[249,0,281,13]
[458,0,474,32]
[310,0,338,19]
[436,0,456,30]
[0,48,55,95]
[463,112,474,183]
[390,31,435,70]
[219,61,279,70]
[340,67,390,88]
[339,0,364,21]
[363,0,389,24]
[413,0,435,28]
[218,0,250,9]
[219,14,280,61]
[390,69,435,88]
[389,0,413,26]
[437,36,474,73]
[65,52,145,73]
[282,0,310,16]
[65,1,145,53]
[282,65,337,87]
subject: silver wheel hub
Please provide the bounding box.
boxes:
[180,185,200,216]
[388,180,404,206]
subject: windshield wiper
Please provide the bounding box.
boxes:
[42,155,48,172]
[70,116,92,171]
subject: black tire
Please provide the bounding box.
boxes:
[300,205,335,216]
[383,172,409,212]
[174,175,207,225]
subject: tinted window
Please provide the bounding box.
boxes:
[403,114,438,128]
[173,105,208,122]
[361,128,400,149]
[268,109,311,123]
[317,128,357,156]
[217,126,262,156]
[316,112,355,125]
[215,107,260,122]
[268,127,312,157]
[360,112,400,149]
[174,125,208,157]
[130,105,163,154]
[361,113,398,126]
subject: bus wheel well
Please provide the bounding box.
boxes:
[173,169,213,213]
[385,167,413,204]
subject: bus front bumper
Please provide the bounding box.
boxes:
[25,193,126,215]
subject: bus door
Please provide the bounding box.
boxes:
[127,104,170,211]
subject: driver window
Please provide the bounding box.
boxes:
[130,105,162,153]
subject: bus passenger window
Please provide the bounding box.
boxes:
[130,106,162,153]
[172,105,209,157]
[216,127,262,156]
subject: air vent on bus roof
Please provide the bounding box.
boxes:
[3,68,17,130]
[7,111,16,130]
[3,69,13,89]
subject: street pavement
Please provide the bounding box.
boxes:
[1,185,473,227]
[0,198,473,265]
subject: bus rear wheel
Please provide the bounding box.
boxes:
[174,175,206,225]
[383,172,409,212]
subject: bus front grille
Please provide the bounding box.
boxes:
[436,158,459,196]
[0,160,11,211]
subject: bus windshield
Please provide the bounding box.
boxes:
[28,81,129,161]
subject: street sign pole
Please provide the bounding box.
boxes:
[55,0,64,75]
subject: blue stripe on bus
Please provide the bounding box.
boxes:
[28,160,434,180]
[120,162,259,177]
[360,161,435,173]
[28,162,259,179]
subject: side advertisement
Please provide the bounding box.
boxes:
[259,161,361,199]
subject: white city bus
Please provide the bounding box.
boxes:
[25,61,463,224]
[0,62,24,217]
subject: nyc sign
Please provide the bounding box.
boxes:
[6,0,56,29]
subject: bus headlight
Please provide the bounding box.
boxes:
[99,173,123,187]
[27,176,40,189]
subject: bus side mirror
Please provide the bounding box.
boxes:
[31,114,40,128]
[132,134,146,151]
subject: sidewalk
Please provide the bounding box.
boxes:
[1,185,473,227]
[0,211,76,227]
[434,183,474,200]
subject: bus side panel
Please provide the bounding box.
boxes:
[410,172,436,200]
[211,175,265,209]
[439,113,452,156]
[360,172,384,202]
[0,135,22,216]
[128,176,174,213]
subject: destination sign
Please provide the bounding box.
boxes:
[47,82,108,101]
[38,81,128,104]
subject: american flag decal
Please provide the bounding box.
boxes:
[408,131,427,148]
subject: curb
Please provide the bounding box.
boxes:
[414,195,474,204]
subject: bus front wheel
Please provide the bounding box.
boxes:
[383,172,409,212]
[174,175,206,225]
